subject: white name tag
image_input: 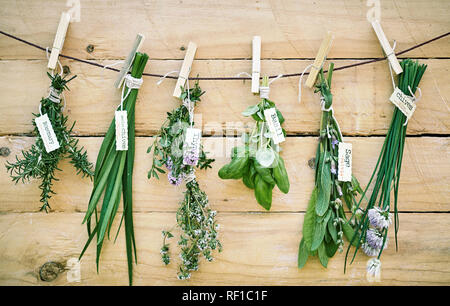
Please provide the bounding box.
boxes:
[389,87,416,120]
[115,110,128,151]
[183,128,202,166]
[35,114,60,153]
[264,108,285,144]
[338,142,352,182]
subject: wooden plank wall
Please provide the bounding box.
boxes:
[0,0,449,286]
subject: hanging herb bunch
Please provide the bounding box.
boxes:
[79,52,149,286]
[345,59,427,278]
[5,70,93,212]
[218,76,290,210]
[298,63,363,269]
[148,80,221,280]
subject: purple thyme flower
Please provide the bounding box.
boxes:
[168,171,182,186]
[368,207,392,229]
[165,156,173,171]
[183,151,199,166]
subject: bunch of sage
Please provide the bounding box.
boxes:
[148,81,220,280]
[298,64,363,269]
[218,76,290,210]
[79,52,149,286]
[345,59,427,274]
[5,71,93,212]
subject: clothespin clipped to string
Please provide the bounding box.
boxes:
[305,31,334,88]
[251,36,261,94]
[173,42,197,98]
[114,34,145,88]
[48,12,71,70]
[371,20,403,75]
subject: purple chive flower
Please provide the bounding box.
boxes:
[332,138,339,149]
[368,207,392,229]
[183,151,199,166]
[366,228,386,249]
[165,156,174,170]
[168,171,182,186]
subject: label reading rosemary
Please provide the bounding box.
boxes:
[35,114,60,153]
[264,108,285,144]
[389,87,416,120]
[115,110,128,151]
[183,128,201,166]
[338,142,352,182]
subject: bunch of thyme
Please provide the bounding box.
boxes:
[148,81,220,280]
[5,71,93,212]
[298,63,363,269]
[345,59,427,273]
[79,52,149,286]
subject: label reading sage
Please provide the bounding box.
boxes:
[338,142,352,182]
[389,87,416,120]
[115,110,128,151]
[35,114,60,153]
[264,108,285,144]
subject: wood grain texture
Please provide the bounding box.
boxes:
[0,212,448,285]
[1,136,448,213]
[0,59,448,136]
[0,0,449,59]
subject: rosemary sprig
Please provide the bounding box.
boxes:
[148,81,220,280]
[298,63,363,269]
[79,52,149,286]
[5,72,93,212]
[345,59,427,270]
[218,76,290,210]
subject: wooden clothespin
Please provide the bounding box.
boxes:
[305,31,334,88]
[47,12,71,70]
[173,42,197,98]
[251,36,261,93]
[114,34,145,88]
[371,20,403,75]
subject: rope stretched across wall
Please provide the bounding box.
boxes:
[0,30,449,80]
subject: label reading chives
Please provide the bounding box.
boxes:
[338,142,352,182]
[389,87,416,120]
[35,114,60,153]
[115,110,128,151]
[264,108,285,144]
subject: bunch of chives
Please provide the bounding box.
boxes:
[345,59,427,271]
[79,52,149,286]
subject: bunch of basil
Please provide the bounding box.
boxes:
[218,77,289,210]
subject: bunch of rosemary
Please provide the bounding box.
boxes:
[148,81,220,280]
[79,52,149,286]
[218,76,290,210]
[345,59,427,270]
[5,71,93,212]
[298,64,363,269]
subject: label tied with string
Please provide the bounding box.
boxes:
[264,108,285,144]
[338,142,352,182]
[115,110,128,151]
[35,114,60,153]
[389,87,416,121]
[183,128,201,166]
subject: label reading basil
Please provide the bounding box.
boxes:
[389,87,416,120]
[35,114,60,153]
[183,128,202,166]
[338,142,352,182]
[115,110,128,151]
[263,108,285,144]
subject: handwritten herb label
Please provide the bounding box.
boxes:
[264,108,285,144]
[389,87,416,121]
[183,127,202,166]
[35,114,60,153]
[115,110,128,151]
[338,142,352,182]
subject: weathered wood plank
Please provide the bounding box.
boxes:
[1,136,448,213]
[1,0,449,59]
[0,59,448,136]
[0,212,448,285]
